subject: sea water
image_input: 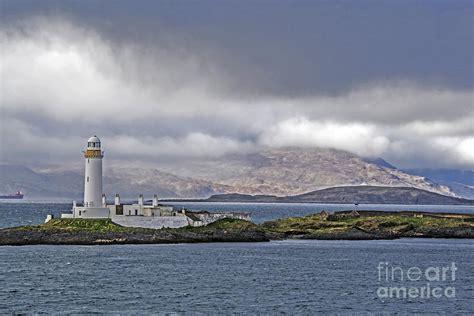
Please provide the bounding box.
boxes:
[0,240,473,313]
[0,202,473,313]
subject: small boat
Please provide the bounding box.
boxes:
[0,191,24,199]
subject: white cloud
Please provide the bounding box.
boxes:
[433,137,474,166]
[402,118,474,137]
[108,133,255,158]
[1,17,473,169]
[259,117,390,157]
[0,18,226,123]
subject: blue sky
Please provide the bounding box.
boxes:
[0,0,473,168]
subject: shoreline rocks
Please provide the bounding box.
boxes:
[0,218,269,246]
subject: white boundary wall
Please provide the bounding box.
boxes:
[112,216,189,229]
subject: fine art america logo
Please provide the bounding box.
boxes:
[377,262,457,299]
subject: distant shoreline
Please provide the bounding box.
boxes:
[161,199,474,206]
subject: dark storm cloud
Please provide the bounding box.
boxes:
[2,0,472,96]
[0,1,473,168]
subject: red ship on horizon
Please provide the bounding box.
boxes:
[0,191,24,199]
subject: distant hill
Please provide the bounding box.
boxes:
[154,147,454,197]
[0,165,83,199]
[203,186,473,205]
[0,165,229,199]
[404,169,474,199]
[285,186,473,205]
[364,158,397,169]
[404,169,474,185]
[0,147,461,199]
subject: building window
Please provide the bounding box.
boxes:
[87,176,89,182]
[128,210,131,215]
[135,210,138,216]
[79,210,82,216]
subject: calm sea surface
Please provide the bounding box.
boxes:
[1,202,473,314]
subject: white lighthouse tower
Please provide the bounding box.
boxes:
[71,136,110,218]
[84,135,103,208]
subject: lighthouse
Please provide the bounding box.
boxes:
[71,136,110,218]
[84,135,103,207]
[48,135,244,228]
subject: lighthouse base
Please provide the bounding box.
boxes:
[69,207,110,219]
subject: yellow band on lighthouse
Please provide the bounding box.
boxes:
[84,149,104,158]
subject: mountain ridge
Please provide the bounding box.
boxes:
[403,168,474,199]
[0,148,463,199]
[153,147,454,197]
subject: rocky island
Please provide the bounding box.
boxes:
[0,211,473,245]
[262,211,474,240]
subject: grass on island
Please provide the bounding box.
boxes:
[42,218,143,232]
[13,212,474,238]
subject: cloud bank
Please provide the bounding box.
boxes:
[0,17,473,169]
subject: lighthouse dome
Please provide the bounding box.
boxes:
[87,135,101,149]
[88,135,100,143]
